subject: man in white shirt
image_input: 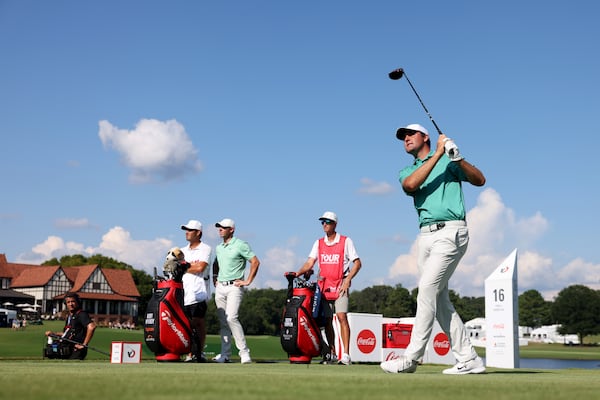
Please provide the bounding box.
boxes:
[180,219,212,363]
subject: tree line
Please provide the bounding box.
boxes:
[45,254,600,344]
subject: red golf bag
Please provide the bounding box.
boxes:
[280,272,324,363]
[144,256,192,362]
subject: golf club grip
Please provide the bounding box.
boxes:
[430,120,443,136]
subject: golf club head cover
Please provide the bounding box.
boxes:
[163,247,185,278]
[443,138,464,162]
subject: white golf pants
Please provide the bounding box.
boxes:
[214,284,249,358]
[404,221,478,363]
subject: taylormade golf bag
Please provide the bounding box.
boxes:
[144,248,193,362]
[280,271,324,363]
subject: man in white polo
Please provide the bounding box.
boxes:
[180,219,212,363]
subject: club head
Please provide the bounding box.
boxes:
[388,68,404,80]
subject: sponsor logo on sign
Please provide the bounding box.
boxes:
[320,254,340,264]
[356,329,377,354]
[161,310,189,347]
[433,332,450,356]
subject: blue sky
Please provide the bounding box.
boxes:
[1,1,599,299]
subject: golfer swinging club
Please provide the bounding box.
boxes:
[380,124,486,374]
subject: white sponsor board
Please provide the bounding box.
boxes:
[485,249,520,368]
[344,313,383,362]
[111,341,142,364]
[329,313,454,364]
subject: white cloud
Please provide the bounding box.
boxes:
[17,236,92,264]
[98,118,203,183]
[91,227,173,272]
[358,178,394,195]
[17,227,173,274]
[556,258,600,290]
[254,246,303,290]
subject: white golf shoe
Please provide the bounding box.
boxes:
[240,351,252,364]
[380,356,418,373]
[442,356,486,375]
[211,353,231,363]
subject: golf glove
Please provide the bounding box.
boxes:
[443,138,463,162]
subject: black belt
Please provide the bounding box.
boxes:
[420,220,466,233]
[421,222,446,232]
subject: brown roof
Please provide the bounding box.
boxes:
[65,265,98,291]
[0,254,49,280]
[1,253,139,300]
[10,265,60,288]
[102,269,140,297]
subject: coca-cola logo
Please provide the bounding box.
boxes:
[385,351,401,361]
[356,329,376,354]
[433,332,450,356]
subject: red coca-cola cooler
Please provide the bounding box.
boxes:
[382,323,412,349]
[381,317,455,365]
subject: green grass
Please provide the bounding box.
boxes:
[0,361,599,400]
[0,321,289,361]
[1,322,600,400]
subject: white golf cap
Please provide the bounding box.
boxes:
[318,211,338,223]
[215,218,235,229]
[181,220,202,231]
[396,123,429,140]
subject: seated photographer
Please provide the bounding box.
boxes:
[45,292,97,360]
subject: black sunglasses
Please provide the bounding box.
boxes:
[321,219,335,225]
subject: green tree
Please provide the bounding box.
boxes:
[350,285,394,314]
[519,289,552,328]
[350,284,415,318]
[452,293,485,322]
[551,284,600,344]
[239,288,287,335]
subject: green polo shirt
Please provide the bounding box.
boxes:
[399,150,468,227]
[215,237,256,281]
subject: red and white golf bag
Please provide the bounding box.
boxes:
[144,248,193,362]
[280,272,324,363]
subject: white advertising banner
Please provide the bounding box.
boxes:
[346,313,382,362]
[331,313,382,362]
[484,249,520,369]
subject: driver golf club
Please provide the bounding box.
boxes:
[388,68,443,135]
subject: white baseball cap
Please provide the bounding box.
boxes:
[318,211,338,223]
[181,220,202,231]
[215,218,235,229]
[396,123,429,140]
